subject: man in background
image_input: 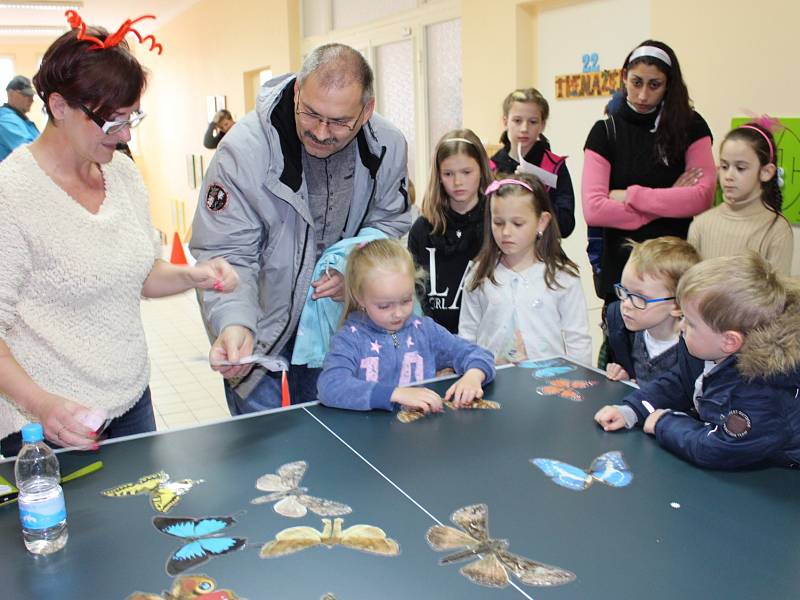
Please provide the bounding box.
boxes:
[0,76,39,161]
[203,109,235,150]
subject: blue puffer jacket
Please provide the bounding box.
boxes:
[624,289,800,470]
[318,311,495,411]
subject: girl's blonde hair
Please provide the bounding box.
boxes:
[422,128,492,235]
[469,172,578,292]
[342,239,425,325]
[676,253,788,335]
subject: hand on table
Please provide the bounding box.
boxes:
[594,405,627,432]
[643,409,668,434]
[445,368,486,408]
[391,387,443,414]
[210,325,255,378]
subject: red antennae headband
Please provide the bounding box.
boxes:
[64,10,163,55]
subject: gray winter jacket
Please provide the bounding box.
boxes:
[190,74,410,364]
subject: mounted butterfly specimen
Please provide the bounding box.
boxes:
[101,471,204,513]
[126,574,240,599]
[426,503,575,588]
[517,358,577,379]
[251,461,351,518]
[535,379,597,402]
[153,515,246,576]
[397,398,501,423]
[531,451,633,491]
[260,517,400,558]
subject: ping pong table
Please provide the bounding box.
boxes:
[1,359,798,599]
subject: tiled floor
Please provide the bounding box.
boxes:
[141,291,230,431]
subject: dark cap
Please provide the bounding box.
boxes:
[6,75,35,97]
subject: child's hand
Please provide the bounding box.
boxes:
[391,387,443,414]
[643,409,667,434]
[594,405,627,431]
[605,362,630,381]
[444,368,486,408]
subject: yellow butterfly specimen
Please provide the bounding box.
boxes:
[397,399,501,423]
[260,517,400,558]
[101,471,204,513]
[251,461,352,518]
[427,504,575,588]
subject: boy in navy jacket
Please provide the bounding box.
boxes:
[595,254,800,470]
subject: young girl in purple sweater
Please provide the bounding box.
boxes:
[317,239,495,413]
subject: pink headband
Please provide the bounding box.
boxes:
[485,178,534,196]
[738,124,775,163]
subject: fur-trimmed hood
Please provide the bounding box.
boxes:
[737,286,800,382]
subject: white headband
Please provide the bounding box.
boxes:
[628,45,672,67]
[443,137,475,146]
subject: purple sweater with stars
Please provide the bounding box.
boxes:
[318,311,495,411]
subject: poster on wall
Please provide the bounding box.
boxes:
[555,53,621,100]
[716,118,800,224]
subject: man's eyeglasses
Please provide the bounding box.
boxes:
[295,95,365,134]
[79,104,146,135]
[614,283,675,310]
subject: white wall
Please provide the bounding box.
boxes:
[537,0,651,357]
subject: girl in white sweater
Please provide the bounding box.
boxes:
[0,16,238,456]
[459,173,592,365]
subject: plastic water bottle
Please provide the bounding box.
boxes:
[15,423,68,555]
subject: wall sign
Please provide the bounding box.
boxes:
[555,53,621,99]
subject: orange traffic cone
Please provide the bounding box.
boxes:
[281,370,291,407]
[170,231,188,265]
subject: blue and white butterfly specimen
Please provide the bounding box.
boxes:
[153,515,246,576]
[531,451,633,491]
[426,503,575,588]
[251,461,351,519]
[517,358,577,379]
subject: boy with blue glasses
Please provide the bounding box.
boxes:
[604,236,700,384]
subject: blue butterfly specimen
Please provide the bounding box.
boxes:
[517,358,577,379]
[153,515,246,576]
[531,451,633,491]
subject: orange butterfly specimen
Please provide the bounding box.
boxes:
[397,399,501,423]
[535,379,596,402]
[260,517,400,558]
[126,574,240,599]
[427,504,575,588]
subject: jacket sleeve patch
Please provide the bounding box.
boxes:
[723,410,752,438]
[206,183,228,212]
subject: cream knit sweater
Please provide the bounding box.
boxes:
[0,146,160,440]
[688,195,794,275]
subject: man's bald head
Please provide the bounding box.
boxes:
[297,43,374,104]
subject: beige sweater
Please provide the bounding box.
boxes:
[688,195,794,275]
[0,146,160,440]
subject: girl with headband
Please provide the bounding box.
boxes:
[0,13,238,455]
[459,173,591,365]
[581,39,715,367]
[490,88,575,238]
[688,120,793,274]
[408,129,492,333]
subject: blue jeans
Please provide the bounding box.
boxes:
[0,387,155,458]
[224,363,321,415]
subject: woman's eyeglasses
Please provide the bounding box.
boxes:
[79,104,146,135]
[614,283,674,310]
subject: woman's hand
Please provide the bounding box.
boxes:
[609,189,626,202]
[33,392,96,449]
[444,368,486,408]
[672,168,702,188]
[189,257,239,292]
[391,387,444,413]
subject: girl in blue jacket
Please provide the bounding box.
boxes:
[318,239,495,413]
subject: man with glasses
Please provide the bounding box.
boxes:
[0,76,40,161]
[191,43,410,414]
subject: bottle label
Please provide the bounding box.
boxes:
[18,493,67,530]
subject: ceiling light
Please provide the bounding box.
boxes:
[0,25,68,35]
[0,1,83,10]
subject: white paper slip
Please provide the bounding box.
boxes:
[517,143,559,189]
[212,354,289,372]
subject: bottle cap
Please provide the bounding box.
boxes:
[21,423,44,443]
